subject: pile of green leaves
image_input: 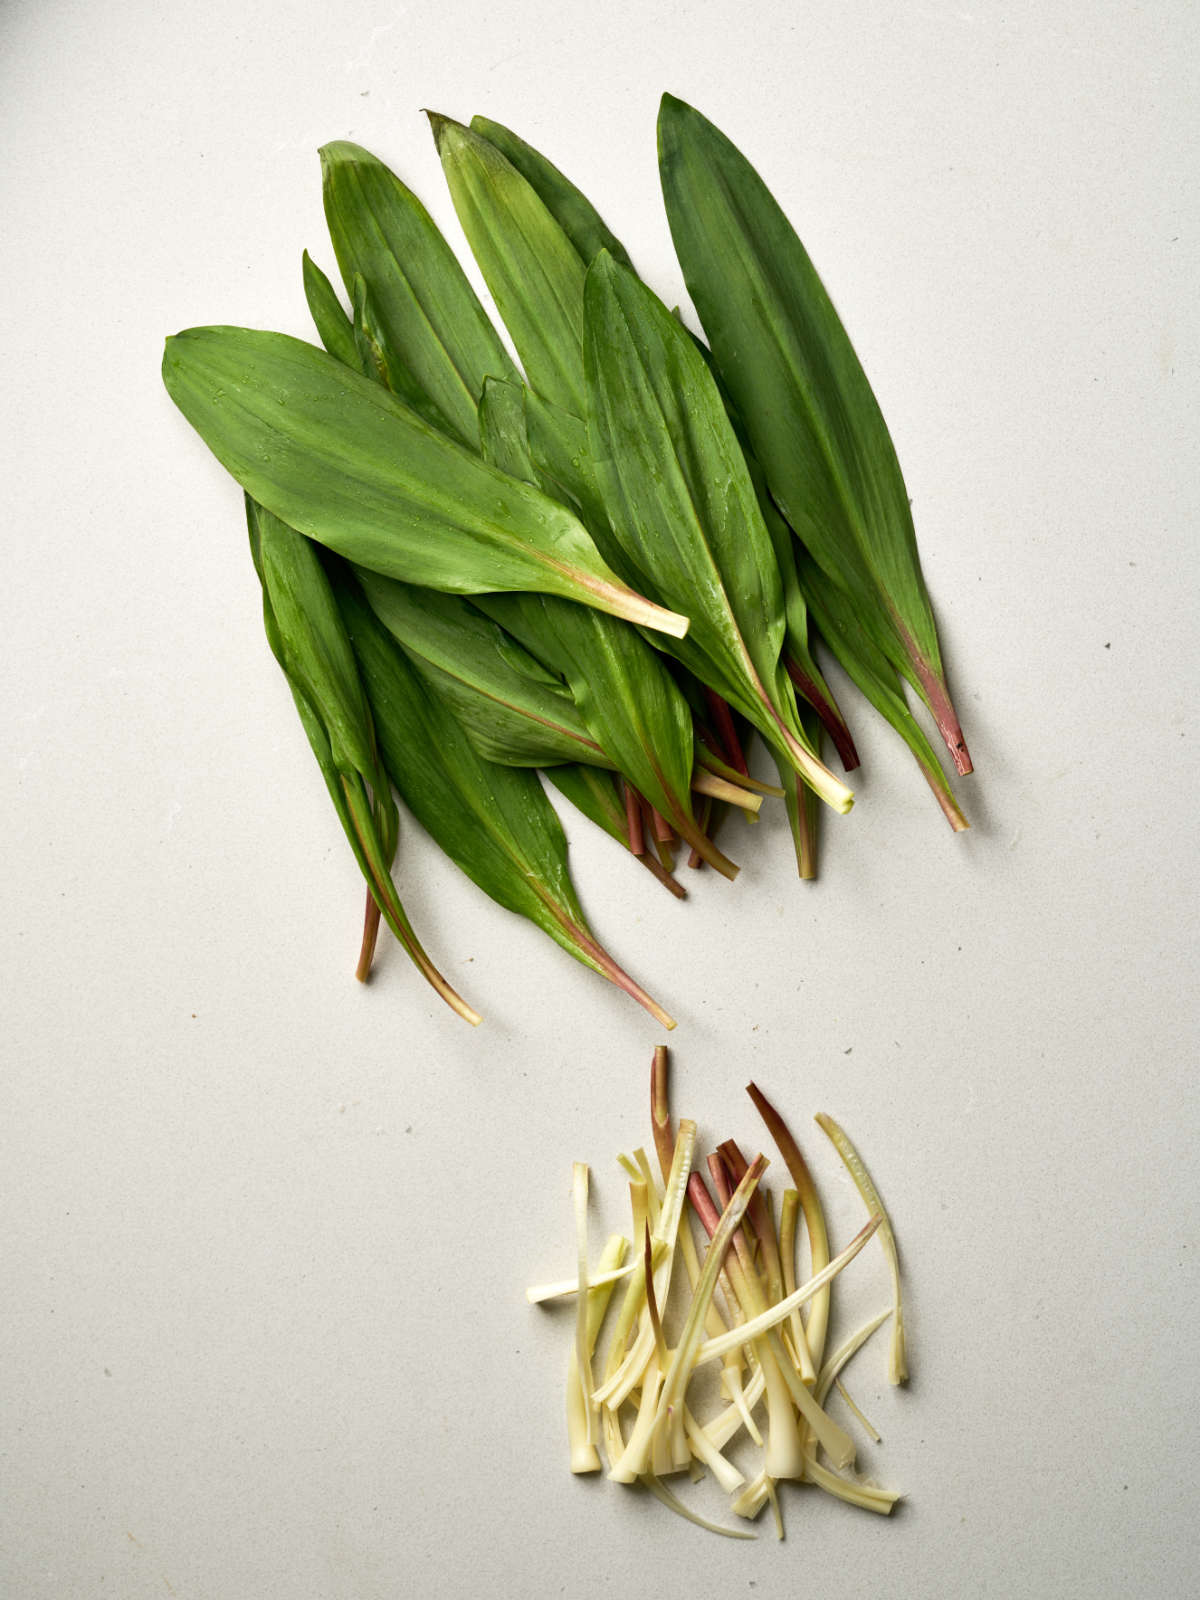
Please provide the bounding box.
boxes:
[162,96,973,1028]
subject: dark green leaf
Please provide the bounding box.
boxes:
[477,375,538,483]
[734,405,859,771]
[480,590,736,878]
[522,388,628,572]
[583,251,852,814]
[797,549,968,831]
[658,93,970,773]
[162,326,688,636]
[475,375,734,873]
[353,566,603,769]
[337,573,675,1028]
[245,498,479,1021]
[320,140,518,449]
[544,762,629,845]
[677,292,859,770]
[251,501,376,781]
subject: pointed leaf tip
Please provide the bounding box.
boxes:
[423,109,457,151]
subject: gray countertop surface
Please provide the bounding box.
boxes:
[4,3,1196,1595]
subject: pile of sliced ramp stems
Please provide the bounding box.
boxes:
[162,95,974,1029]
[527,1049,907,1536]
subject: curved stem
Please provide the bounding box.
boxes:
[342,775,481,1025]
[785,656,860,771]
[355,889,383,982]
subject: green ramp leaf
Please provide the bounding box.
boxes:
[724,379,859,772]
[348,272,448,427]
[162,326,688,637]
[468,115,634,269]
[476,374,736,877]
[443,118,847,778]
[336,571,675,1029]
[301,250,358,369]
[354,567,603,769]
[429,113,588,416]
[658,92,971,774]
[583,250,853,815]
[320,140,518,448]
[246,497,479,1022]
[797,549,968,831]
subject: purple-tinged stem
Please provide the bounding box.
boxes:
[623,780,645,856]
[687,795,713,870]
[785,657,860,772]
[635,796,676,872]
[703,690,750,776]
[355,889,383,983]
[687,1170,723,1239]
[672,807,738,879]
[562,916,675,1031]
[639,853,687,898]
[708,1152,760,1285]
[686,1171,749,1323]
[904,641,973,776]
[746,1081,831,1370]
[720,1138,784,1300]
[635,791,657,849]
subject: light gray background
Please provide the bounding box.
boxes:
[3,2,1197,1595]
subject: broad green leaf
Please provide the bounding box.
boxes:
[658,93,970,774]
[337,573,674,1028]
[469,115,634,269]
[338,296,600,767]
[679,297,859,770]
[301,250,357,369]
[430,113,588,416]
[162,326,688,636]
[421,119,634,566]
[583,251,852,814]
[771,520,859,773]
[353,566,603,769]
[245,498,479,1022]
[320,140,518,449]
[797,549,968,831]
[717,364,859,771]
[250,499,377,780]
